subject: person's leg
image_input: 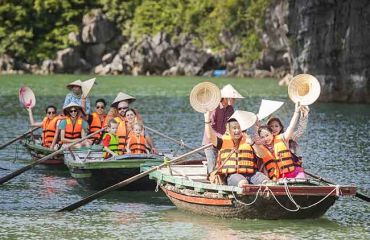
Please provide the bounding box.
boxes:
[249,172,271,184]
[227,173,248,187]
[205,147,217,174]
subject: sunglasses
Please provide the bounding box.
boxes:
[47,111,56,114]
[69,109,78,113]
[96,106,105,109]
[118,107,128,111]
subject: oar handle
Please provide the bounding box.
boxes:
[0,127,106,185]
[0,127,41,150]
[57,143,213,212]
[145,126,206,157]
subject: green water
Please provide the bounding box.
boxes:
[0,75,369,239]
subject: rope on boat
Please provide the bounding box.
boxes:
[262,179,340,212]
[231,185,262,206]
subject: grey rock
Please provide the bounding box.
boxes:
[288,0,370,103]
[85,43,106,66]
[54,48,81,73]
[81,9,116,44]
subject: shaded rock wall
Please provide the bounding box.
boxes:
[288,0,370,103]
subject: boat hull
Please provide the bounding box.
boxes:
[65,150,163,191]
[162,185,337,220]
[21,137,64,165]
[147,162,356,220]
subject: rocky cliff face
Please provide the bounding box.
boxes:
[288,0,370,103]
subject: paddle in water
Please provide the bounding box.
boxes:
[0,128,106,185]
[0,127,40,150]
[57,143,213,212]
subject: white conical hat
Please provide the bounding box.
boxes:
[66,79,83,89]
[81,78,96,98]
[189,82,221,113]
[221,84,244,99]
[228,110,257,131]
[19,86,36,109]
[257,99,285,120]
[111,92,136,107]
[63,102,84,115]
[288,74,321,105]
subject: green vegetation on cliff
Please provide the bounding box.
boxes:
[0,0,269,66]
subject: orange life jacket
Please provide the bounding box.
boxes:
[259,134,296,180]
[217,135,257,175]
[89,112,106,141]
[42,116,63,147]
[115,117,128,153]
[63,117,83,142]
[128,132,149,154]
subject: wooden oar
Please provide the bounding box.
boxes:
[57,143,213,212]
[0,127,41,150]
[0,128,106,185]
[305,170,370,203]
[145,126,206,157]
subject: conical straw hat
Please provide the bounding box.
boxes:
[189,82,221,113]
[81,78,96,98]
[63,102,83,115]
[228,110,257,131]
[19,86,36,109]
[257,99,285,120]
[288,74,321,105]
[111,92,136,107]
[66,79,83,89]
[221,84,244,98]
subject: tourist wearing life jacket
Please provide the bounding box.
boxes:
[58,103,90,148]
[102,119,121,159]
[126,123,151,154]
[88,99,107,144]
[205,110,270,187]
[202,84,243,175]
[27,105,61,149]
[253,103,307,180]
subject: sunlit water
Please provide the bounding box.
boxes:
[0,95,369,239]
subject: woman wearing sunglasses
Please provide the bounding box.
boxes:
[27,105,63,149]
[58,102,90,148]
[87,99,107,144]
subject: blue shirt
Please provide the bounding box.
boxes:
[63,93,91,114]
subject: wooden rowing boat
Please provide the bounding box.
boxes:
[146,160,357,219]
[64,149,163,191]
[21,136,64,165]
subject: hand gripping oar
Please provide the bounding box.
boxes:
[305,171,370,203]
[0,127,41,150]
[145,126,206,157]
[57,143,213,212]
[0,128,106,185]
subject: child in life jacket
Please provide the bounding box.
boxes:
[102,119,121,159]
[126,123,151,154]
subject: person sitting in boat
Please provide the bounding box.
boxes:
[204,110,270,187]
[63,80,91,115]
[253,103,307,181]
[102,119,121,159]
[58,103,90,148]
[27,105,63,149]
[87,98,107,144]
[266,105,309,155]
[124,108,155,153]
[126,123,151,154]
[202,84,244,175]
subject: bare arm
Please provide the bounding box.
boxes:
[283,102,300,141]
[27,108,42,127]
[204,111,217,146]
[292,106,309,142]
[126,138,131,153]
[50,120,61,149]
